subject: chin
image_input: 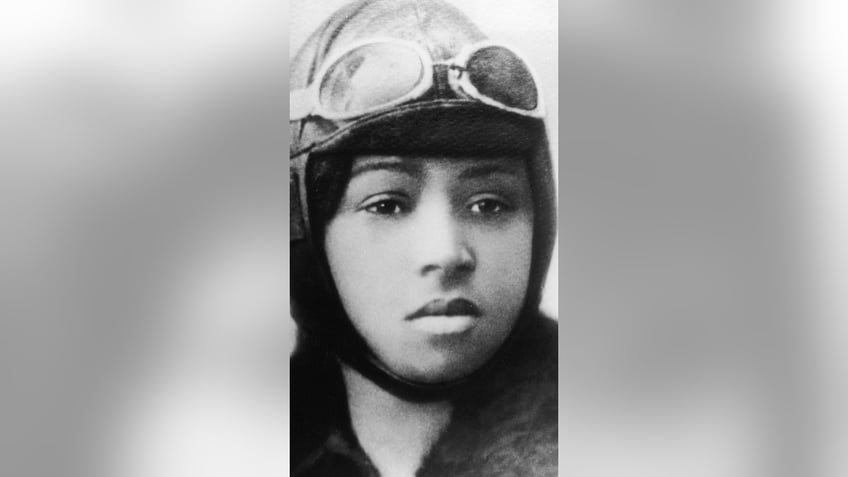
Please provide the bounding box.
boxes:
[396,357,481,384]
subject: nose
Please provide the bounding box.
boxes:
[411,199,475,283]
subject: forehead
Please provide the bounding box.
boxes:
[349,154,527,178]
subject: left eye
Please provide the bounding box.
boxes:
[469,198,508,215]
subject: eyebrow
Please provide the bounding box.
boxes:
[350,159,421,179]
[458,162,523,181]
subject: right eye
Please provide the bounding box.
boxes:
[364,198,407,216]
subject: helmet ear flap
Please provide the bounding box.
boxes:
[290,152,356,336]
[290,238,337,334]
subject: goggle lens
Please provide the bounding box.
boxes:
[465,46,538,111]
[319,43,425,115]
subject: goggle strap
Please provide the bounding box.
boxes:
[290,175,305,241]
[290,155,310,242]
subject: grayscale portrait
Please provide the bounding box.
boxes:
[289,0,558,475]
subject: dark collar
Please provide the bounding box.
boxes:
[291,316,558,477]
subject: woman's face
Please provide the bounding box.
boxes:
[324,154,534,383]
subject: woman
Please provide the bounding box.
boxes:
[290,0,557,475]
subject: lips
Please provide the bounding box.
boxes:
[407,298,481,320]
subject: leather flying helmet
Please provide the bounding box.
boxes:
[290,0,556,401]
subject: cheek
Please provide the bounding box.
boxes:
[324,217,408,323]
[475,219,534,286]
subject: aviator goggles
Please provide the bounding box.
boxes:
[290,38,545,121]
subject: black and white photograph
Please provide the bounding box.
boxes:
[289,1,558,476]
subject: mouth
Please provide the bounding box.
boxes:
[406,298,482,335]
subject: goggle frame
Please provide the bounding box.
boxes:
[290,38,545,121]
